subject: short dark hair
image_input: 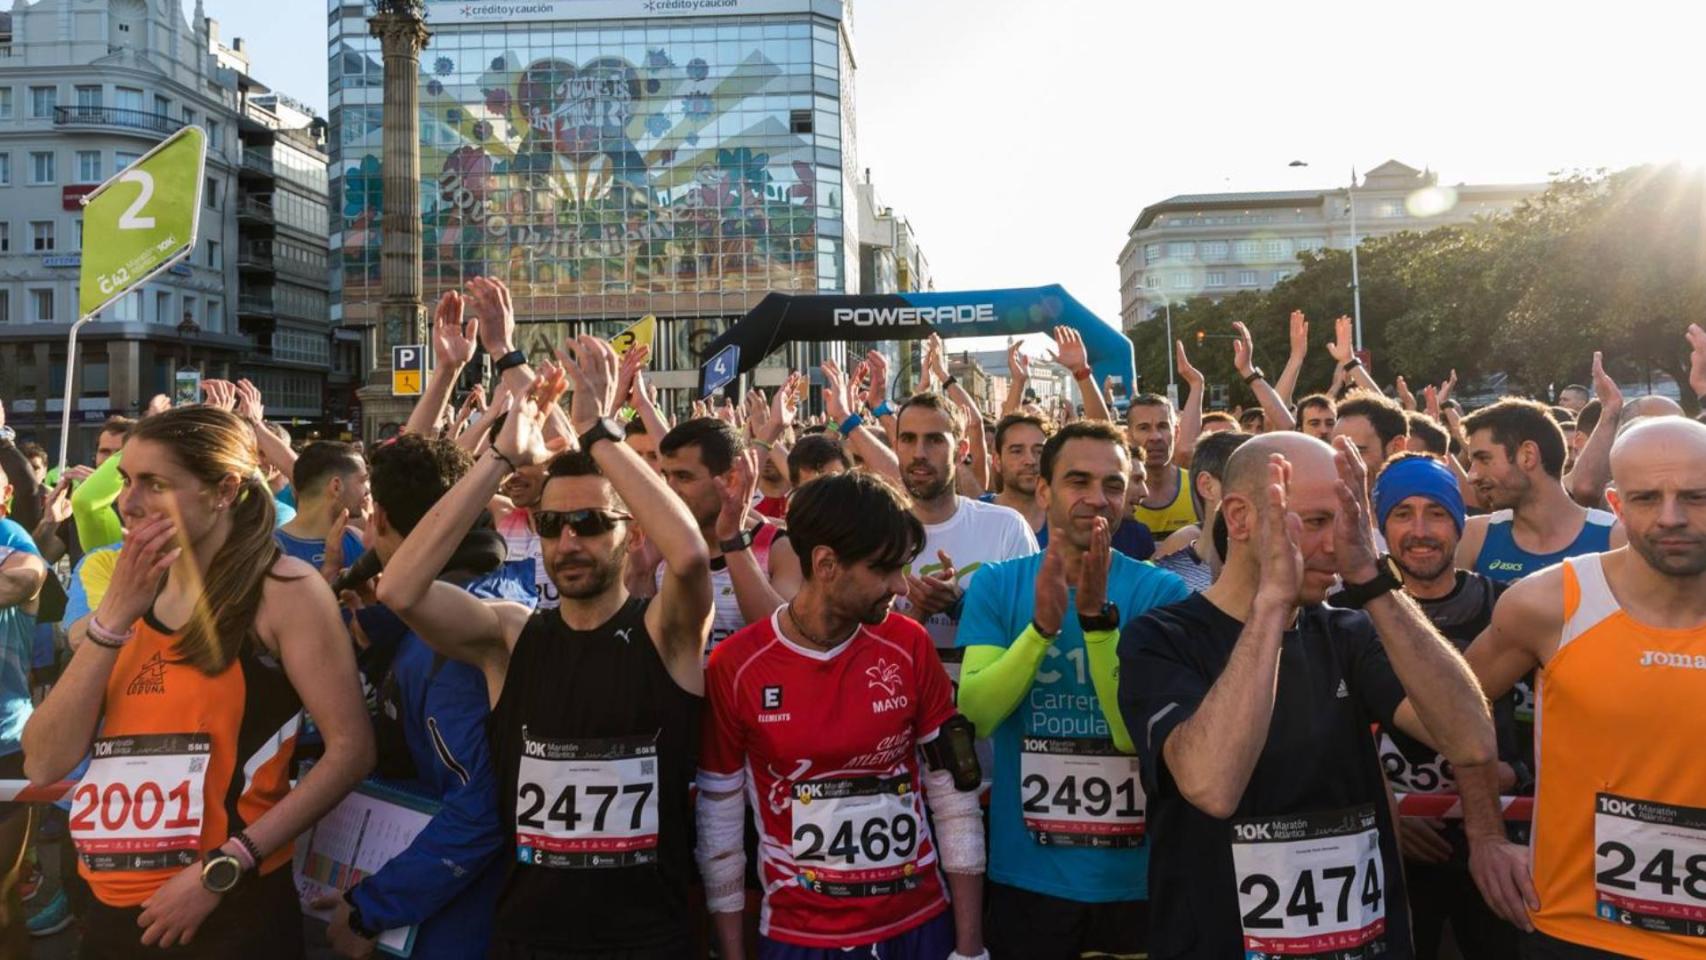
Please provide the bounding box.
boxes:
[1039,420,1127,484]
[1238,409,1265,429]
[1295,394,1334,419]
[101,415,137,439]
[659,417,745,476]
[18,442,45,464]
[293,441,365,497]
[1127,393,1173,420]
[993,413,1048,452]
[896,392,965,438]
[787,472,924,579]
[1561,383,1590,398]
[545,449,626,508]
[1547,405,1574,424]
[1201,411,1237,429]
[369,434,473,535]
[1462,397,1567,478]
[1188,430,1254,517]
[1336,391,1409,450]
[1405,412,1449,456]
[623,417,649,437]
[787,434,851,487]
[1576,399,1604,436]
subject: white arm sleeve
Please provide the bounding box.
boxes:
[694,778,748,915]
[923,765,985,875]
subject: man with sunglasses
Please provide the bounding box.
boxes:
[378,330,714,959]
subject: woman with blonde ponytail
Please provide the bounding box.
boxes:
[22,406,375,957]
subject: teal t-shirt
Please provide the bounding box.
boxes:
[956,549,1187,902]
[0,519,42,754]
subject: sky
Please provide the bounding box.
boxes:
[195,0,1706,338]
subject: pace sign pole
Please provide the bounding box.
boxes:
[69,126,206,470]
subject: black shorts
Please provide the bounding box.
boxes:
[1521,930,1643,960]
[985,880,1148,960]
[78,865,305,959]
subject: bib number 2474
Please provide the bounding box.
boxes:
[1231,805,1387,958]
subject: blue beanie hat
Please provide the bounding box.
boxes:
[1372,456,1465,535]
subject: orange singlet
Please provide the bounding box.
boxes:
[1531,554,1706,956]
[69,610,303,907]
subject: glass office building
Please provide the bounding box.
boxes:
[327,0,856,383]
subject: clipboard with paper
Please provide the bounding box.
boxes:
[294,779,441,957]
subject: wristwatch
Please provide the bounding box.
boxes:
[1077,602,1120,632]
[1242,368,1266,385]
[200,849,245,895]
[1335,554,1403,610]
[577,417,624,451]
[719,528,756,555]
[492,349,528,375]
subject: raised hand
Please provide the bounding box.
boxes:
[1031,533,1069,638]
[1687,323,1706,400]
[530,360,569,412]
[1439,368,1457,407]
[1007,340,1031,383]
[144,393,172,417]
[432,291,477,368]
[714,448,762,542]
[1252,454,1304,608]
[1231,322,1256,377]
[1423,384,1441,421]
[94,516,181,632]
[925,332,951,386]
[864,349,890,410]
[554,335,619,435]
[614,343,651,410]
[464,276,516,357]
[1075,516,1111,618]
[769,371,802,438]
[1175,340,1205,389]
[493,395,551,468]
[1591,350,1623,414]
[320,508,351,584]
[820,360,855,423]
[1288,309,1309,360]
[1329,436,1379,584]
[903,550,960,621]
[1047,325,1090,378]
[1395,376,1416,412]
[235,379,265,424]
[1327,315,1355,364]
[200,379,237,412]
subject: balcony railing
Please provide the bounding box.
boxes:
[237,242,275,269]
[238,294,275,316]
[240,149,274,177]
[237,197,275,222]
[52,106,183,136]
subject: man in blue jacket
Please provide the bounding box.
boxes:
[315,434,526,959]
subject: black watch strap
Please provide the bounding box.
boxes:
[1242,368,1265,385]
[1342,358,1363,372]
[719,528,756,554]
[493,349,527,374]
[1336,557,1401,610]
[1077,603,1120,632]
[577,417,622,451]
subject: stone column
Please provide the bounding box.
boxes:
[356,1,431,441]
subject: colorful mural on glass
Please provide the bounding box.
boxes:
[337,27,839,326]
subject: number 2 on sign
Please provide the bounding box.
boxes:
[67,779,199,832]
[117,169,156,230]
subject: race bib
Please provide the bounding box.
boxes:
[514,728,659,869]
[1019,737,1144,847]
[1376,732,1456,794]
[70,733,211,872]
[790,772,923,897]
[1593,792,1706,936]
[1231,806,1388,959]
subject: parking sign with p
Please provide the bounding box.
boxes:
[393,345,425,396]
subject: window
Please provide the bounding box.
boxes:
[0,223,8,252]
[789,109,812,133]
[0,154,9,186]
[1237,270,1259,286]
[30,221,53,252]
[76,150,101,183]
[155,291,171,325]
[81,360,109,397]
[1168,241,1195,259]
[154,95,171,118]
[112,291,140,322]
[1169,272,1190,289]
[1265,239,1287,258]
[74,219,83,249]
[29,86,56,118]
[1206,272,1226,287]
[1375,200,1405,218]
[0,291,8,324]
[29,151,53,184]
[1201,240,1229,260]
[116,150,141,168]
[182,107,197,128]
[1144,275,1159,289]
[207,240,221,269]
[204,177,218,209]
[208,120,220,149]
[114,87,142,113]
[1234,239,1259,258]
[1296,236,1325,252]
[75,85,102,112]
[28,289,53,323]
[1144,243,1161,263]
[1273,270,1293,283]
[206,299,222,330]
[0,89,12,119]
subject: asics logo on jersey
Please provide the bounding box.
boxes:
[866,659,903,696]
[1639,650,1706,670]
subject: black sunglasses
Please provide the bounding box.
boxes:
[532,508,633,539]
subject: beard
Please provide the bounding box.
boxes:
[1393,535,1455,582]
[1628,531,1706,578]
[903,462,955,503]
[550,553,623,600]
[1003,472,1038,497]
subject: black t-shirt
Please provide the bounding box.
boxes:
[487,597,702,952]
[1117,593,1412,960]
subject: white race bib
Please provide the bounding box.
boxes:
[1019,736,1144,847]
[1593,792,1706,936]
[1230,806,1388,958]
[1376,732,1456,795]
[70,733,211,873]
[514,728,659,869]
[790,773,924,897]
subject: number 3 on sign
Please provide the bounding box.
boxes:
[117,170,156,230]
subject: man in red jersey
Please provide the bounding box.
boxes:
[696,471,987,960]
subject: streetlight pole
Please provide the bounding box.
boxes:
[1162,295,1174,400]
[1289,161,1364,351]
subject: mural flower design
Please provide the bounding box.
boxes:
[434,56,454,77]
[645,48,675,69]
[426,78,444,95]
[687,57,709,81]
[343,154,383,219]
[440,145,495,202]
[483,87,511,117]
[645,112,672,138]
[683,93,712,118]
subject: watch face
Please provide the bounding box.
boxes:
[202,857,241,893]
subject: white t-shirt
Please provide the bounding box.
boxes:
[895,496,1039,661]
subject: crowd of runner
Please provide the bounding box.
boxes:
[0,279,1702,959]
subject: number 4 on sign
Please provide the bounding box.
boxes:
[702,344,740,399]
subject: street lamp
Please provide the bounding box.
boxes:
[1289,160,1363,351]
[1148,289,1174,401]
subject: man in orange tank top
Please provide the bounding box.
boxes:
[1467,417,1706,958]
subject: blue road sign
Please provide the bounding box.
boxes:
[701,344,740,398]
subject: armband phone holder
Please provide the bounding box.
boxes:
[923,714,981,792]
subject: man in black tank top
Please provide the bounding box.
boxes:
[378,323,714,959]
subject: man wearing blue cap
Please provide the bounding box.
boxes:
[1369,452,1526,960]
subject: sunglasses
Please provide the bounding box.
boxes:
[532,508,633,539]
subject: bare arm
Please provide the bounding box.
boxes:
[0,550,45,608]
[235,380,298,486]
[1273,310,1309,406]
[1564,351,1621,507]
[1232,322,1297,432]
[821,360,901,482]
[405,294,475,436]
[1171,340,1206,470]
[1376,589,1497,768]
[1325,315,1382,396]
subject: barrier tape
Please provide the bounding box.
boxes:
[1395,792,1533,821]
[0,780,77,804]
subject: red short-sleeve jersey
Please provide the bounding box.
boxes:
[699,609,958,948]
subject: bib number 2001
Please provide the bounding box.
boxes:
[1231,806,1387,956]
[69,733,211,873]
